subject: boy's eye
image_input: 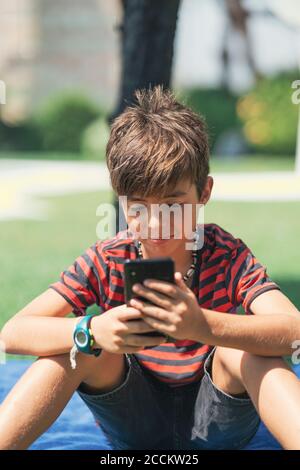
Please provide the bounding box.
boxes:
[128,204,146,214]
[165,202,183,207]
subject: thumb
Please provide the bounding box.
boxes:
[174,271,190,292]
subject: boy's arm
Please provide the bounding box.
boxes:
[0,289,82,356]
[197,239,300,357]
[249,289,300,318]
[1,241,108,357]
[198,290,300,357]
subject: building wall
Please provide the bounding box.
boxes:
[0,0,121,122]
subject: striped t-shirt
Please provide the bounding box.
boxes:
[49,223,280,388]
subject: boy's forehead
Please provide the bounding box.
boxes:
[128,179,194,201]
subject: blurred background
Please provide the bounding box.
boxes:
[0,0,300,451]
[0,0,300,357]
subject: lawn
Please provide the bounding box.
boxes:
[1,153,299,360]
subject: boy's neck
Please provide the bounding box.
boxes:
[139,242,193,279]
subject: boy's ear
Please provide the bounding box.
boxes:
[200,176,213,204]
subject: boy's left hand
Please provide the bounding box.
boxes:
[129,272,208,342]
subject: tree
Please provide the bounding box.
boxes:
[108,0,181,232]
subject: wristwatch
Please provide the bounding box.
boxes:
[73,314,102,357]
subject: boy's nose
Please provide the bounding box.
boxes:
[148,214,160,236]
[148,216,172,238]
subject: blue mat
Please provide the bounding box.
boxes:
[1,360,299,450]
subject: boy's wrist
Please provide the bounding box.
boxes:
[73,314,102,356]
[90,314,103,349]
[191,307,213,344]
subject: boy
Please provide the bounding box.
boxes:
[1,86,300,450]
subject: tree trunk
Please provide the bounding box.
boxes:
[108,0,181,232]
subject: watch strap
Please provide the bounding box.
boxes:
[73,313,102,357]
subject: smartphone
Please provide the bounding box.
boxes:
[124,257,175,338]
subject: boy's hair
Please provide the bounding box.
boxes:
[106,85,210,200]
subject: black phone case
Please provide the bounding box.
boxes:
[124,257,175,338]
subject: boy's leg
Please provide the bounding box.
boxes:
[210,346,300,449]
[0,351,127,450]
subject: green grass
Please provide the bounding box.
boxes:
[210,154,295,173]
[1,188,300,361]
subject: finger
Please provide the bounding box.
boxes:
[122,346,146,353]
[174,271,191,293]
[139,279,179,298]
[124,319,159,334]
[129,299,170,322]
[142,315,173,335]
[119,307,144,321]
[130,285,172,309]
[125,334,168,347]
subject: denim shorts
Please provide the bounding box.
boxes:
[76,346,261,450]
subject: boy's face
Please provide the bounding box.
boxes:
[122,176,213,256]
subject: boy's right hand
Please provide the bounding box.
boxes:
[90,304,167,354]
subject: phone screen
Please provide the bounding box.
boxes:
[124,257,175,338]
[124,257,175,304]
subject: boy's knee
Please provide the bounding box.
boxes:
[35,351,100,379]
[214,346,245,377]
[240,353,289,374]
[214,346,282,380]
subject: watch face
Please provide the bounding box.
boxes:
[75,329,88,348]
